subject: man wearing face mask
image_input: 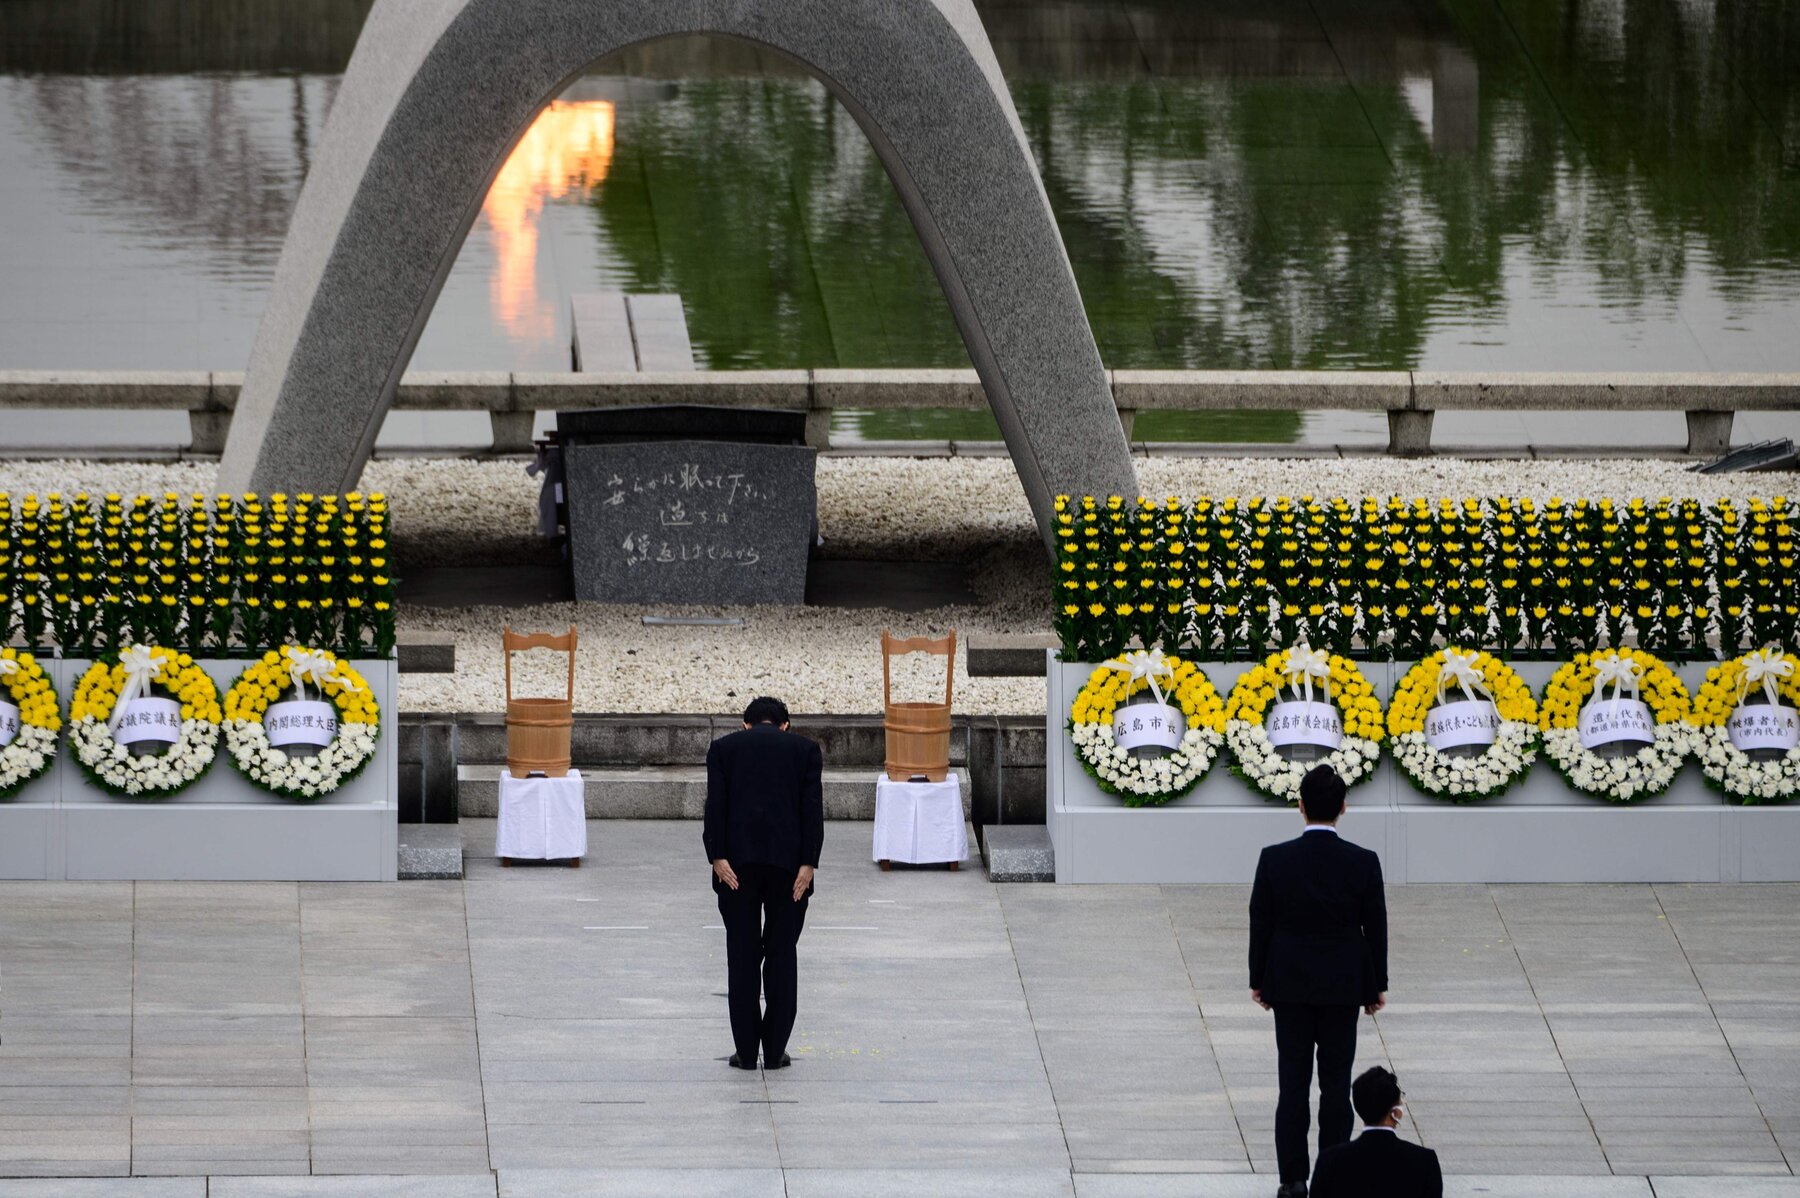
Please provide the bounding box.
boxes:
[1310,1066,1441,1197]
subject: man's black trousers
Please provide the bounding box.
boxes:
[717,863,810,1063]
[1272,1003,1360,1183]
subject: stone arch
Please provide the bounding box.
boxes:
[218,0,1138,546]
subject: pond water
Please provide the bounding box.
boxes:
[2,0,1799,448]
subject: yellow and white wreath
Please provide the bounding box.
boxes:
[0,648,61,800]
[225,647,381,801]
[1224,642,1384,803]
[1687,646,1800,805]
[1540,648,1694,802]
[1068,649,1226,807]
[70,646,222,798]
[1387,648,1538,802]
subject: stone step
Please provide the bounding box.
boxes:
[981,824,1054,882]
[397,822,463,880]
[456,765,971,820]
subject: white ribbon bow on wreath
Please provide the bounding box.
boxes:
[1107,648,1176,705]
[284,647,343,703]
[1737,645,1794,707]
[1591,654,1643,703]
[1283,641,1332,705]
[0,657,17,680]
[108,644,161,735]
[1436,648,1494,705]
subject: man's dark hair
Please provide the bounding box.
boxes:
[743,696,789,726]
[1299,763,1346,821]
[1351,1066,1401,1126]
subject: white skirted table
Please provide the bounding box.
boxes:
[872,771,968,870]
[496,769,588,867]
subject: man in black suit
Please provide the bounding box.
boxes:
[704,696,824,1071]
[1249,764,1388,1198]
[1311,1066,1441,1197]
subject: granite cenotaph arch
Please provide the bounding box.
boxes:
[218,0,1138,546]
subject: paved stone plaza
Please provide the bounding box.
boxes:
[2,820,1798,1196]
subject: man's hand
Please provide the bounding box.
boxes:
[793,865,814,902]
[1365,992,1387,1016]
[1250,988,1271,1011]
[712,858,738,890]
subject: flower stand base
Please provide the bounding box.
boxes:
[2,658,396,882]
[1048,654,1800,884]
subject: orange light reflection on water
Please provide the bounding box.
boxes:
[480,99,616,341]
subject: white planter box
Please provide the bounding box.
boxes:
[1047,653,1798,884]
[0,657,397,881]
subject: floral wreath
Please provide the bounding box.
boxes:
[0,649,61,800]
[1540,648,1694,802]
[225,647,381,802]
[1224,642,1383,803]
[1687,646,1800,805]
[1387,648,1538,803]
[70,646,222,798]
[1068,649,1226,807]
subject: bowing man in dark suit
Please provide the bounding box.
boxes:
[704,696,824,1071]
[1311,1066,1441,1197]
[1249,764,1389,1198]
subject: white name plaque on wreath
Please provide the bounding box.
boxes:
[1727,704,1800,753]
[1113,702,1183,752]
[116,697,182,746]
[1425,699,1501,751]
[0,700,19,748]
[1266,700,1343,750]
[1578,698,1655,750]
[265,700,339,749]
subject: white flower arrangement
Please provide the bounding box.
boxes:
[0,648,61,800]
[1687,646,1800,805]
[1539,649,1696,803]
[1068,650,1227,807]
[1387,649,1539,803]
[69,647,222,799]
[223,647,381,801]
[1223,644,1384,803]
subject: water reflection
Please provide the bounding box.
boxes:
[1,0,1799,448]
[482,99,615,340]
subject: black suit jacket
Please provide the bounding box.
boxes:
[1249,829,1388,1006]
[703,724,824,872]
[1311,1129,1442,1197]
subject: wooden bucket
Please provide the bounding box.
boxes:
[881,628,956,782]
[504,624,577,778]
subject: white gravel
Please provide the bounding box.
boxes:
[2,455,1791,715]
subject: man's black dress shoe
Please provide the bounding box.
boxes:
[1276,1182,1307,1198]
[728,1053,757,1070]
[764,1052,792,1069]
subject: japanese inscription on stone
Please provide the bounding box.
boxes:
[565,440,817,605]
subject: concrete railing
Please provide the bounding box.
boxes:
[2,368,1795,457]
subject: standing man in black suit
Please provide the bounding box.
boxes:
[704,696,824,1071]
[1311,1066,1442,1197]
[1249,764,1389,1198]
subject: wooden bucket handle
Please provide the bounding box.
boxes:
[504,624,578,704]
[880,628,957,710]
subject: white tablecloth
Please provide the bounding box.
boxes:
[872,771,968,865]
[496,770,588,861]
